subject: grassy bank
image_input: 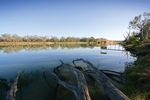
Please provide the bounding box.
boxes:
[121,41,150,100]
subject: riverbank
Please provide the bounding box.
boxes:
[0,41,120,47]
[122,41,150,100]
[0,42,89,46]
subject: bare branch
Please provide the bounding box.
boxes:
[52,63,91,100]
[73,58,130,100]
[6,71,24,100]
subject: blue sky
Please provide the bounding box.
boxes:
[0,0,150,40]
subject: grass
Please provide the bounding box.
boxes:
[122,41,150,99]
[131,92,149,100]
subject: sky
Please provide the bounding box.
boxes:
[0,0,150,40]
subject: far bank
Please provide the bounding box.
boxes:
[0,41,119,46]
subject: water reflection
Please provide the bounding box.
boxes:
[0,44,136,80]
[0,44,126,54]
[0,44,97,54]
[100,45,125,55]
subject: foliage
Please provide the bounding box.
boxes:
[125,35,140,46]
[129,12,150,41]
[122,43,150,99]
[0,33,97,43]
[122,61,150,99]
[123,13,150,98]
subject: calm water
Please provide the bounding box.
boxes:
[0,44,135,79]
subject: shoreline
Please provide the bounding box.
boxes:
[0,42,89,46]
[0,41,119,46]
[122,41,150,99]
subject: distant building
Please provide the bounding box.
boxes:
[96,38,117,45]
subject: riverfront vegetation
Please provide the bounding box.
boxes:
[0,34,97,44]
[122,12,150,100]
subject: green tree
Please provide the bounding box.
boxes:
[80,37,90,42]
[129,12,150,40]
[89,37,96,42]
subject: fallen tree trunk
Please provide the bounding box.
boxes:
[6,71,24,100]
[6,74,19,100]
[52,62,91,100]
[4,59,130,100]
[73,59,130,100]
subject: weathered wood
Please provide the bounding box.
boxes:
[101,70,123,74]
[52,63,91,100]
[73,59,130,100]
[100,70,125,84]
[6,73,19,100]
[6,71,24,100]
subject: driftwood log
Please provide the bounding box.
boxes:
[6,71,24,100]
[6,73,19,100]
[73,59,130,100]
[50,59,130,100]
[52,61,91,100]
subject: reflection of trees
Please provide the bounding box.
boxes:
[0,44,97,54]
[63,44,80,49]
[80,44,95,49]
[0,46,24,54]
[50,44,59,50]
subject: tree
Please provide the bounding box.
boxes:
[50,36,59,42]
[1,33,11,42]
[80,37,90,42]
[60,36,66,42]
[89,37,96,42]
[40,36,48,42]
[66,36,73,42]
[129,12,150,40]
[0,36,3,42]
[11,34,22,42]
[22,35,31,42]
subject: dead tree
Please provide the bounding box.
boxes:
[73,59,130,100]
[6,71,24,100]
[52,61,91,100]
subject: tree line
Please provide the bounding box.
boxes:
[0,34,96,43]
[124,12,150,44]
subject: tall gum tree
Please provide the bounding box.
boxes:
[129,12,150,41]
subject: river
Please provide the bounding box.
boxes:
[0,44,135,79]
[0,44,136,100]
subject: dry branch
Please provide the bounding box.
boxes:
[73,58,130,100]
[6,71,24,100]
[52,63,91,100]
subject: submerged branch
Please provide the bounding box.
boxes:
[52,62,91,100]
[73,58,130,100]
[2,59,130,100]
[6,71,24,100]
